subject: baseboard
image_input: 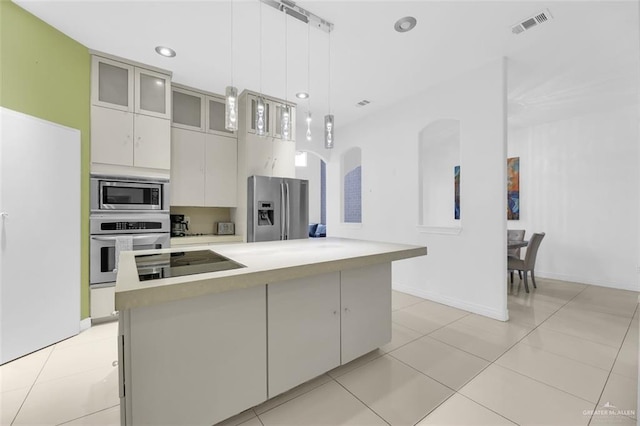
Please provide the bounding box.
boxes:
[79,317,92,332]
[536,271,640,292]
[392,283,509,322]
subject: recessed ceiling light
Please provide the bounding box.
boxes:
[394,16,417,33]
[296,92,309,99]
[155,46,176,58]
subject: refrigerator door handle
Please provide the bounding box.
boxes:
[280,182,286,240]
[285,182,291,240]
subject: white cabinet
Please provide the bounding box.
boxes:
[206,96,236,138]
[91,106,170,169]
[121,285,267,425]
[266,264,392,396]
[171,128,237,207]
[341,263,392,364]
[267,272,341,397]
[91,55,171,172]
[245,93,295,141]
[90,286,117,321]
[172,87,205,132]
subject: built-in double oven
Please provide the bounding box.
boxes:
[89,175,171,287]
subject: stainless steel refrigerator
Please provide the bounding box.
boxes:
[248,175,309,242]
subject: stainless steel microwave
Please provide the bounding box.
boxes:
[90,175,170,212]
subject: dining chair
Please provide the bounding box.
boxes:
[508,232,545,293]
[507,229,525,281]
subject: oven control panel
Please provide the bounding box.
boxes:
[101,221,163,231]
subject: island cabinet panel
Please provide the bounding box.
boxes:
[123,285,267,426]
[341,263,392,364]
[267,272,341,397]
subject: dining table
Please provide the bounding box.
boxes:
[508,240,529,250]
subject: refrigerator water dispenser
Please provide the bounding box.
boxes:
[258,201,274,226]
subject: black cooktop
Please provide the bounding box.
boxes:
[135,250,245,281]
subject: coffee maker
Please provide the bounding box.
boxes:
[170,214,189,237]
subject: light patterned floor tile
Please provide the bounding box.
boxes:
[214,408,259,426]
[392,300,468,334]
[335,355,454,426]
[59,405,120,425]
[459,364,592,426]
[392,290,424,311]
[1,386,30,425]
[380,322,423,353]
[507,298,560,326]
[541,306,631,348]
[55,321,118,350]
[391,336,489,390]
[258,380,386,426]
[599,373,638,420]
[254,374,332,415]
[429,314,533,361]
[417,393,517,425]
[327,349,384,379]
[611,327,639,380]
[38,335,118,384]
[496,342,609,403]
[520,327,619,371]
[0,345,53,392]
[12,365,119,425]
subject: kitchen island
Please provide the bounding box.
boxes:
[115,237,427,426]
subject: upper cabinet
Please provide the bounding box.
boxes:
[172,85,236,138]
[91,54,172,173]
[244,93,295,141]
[92,56,171,120]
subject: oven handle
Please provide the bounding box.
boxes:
[91,234,168,243]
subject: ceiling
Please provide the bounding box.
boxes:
[14,0,640,138]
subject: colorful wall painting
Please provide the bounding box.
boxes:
[507,157,520,220]
[454,165,460,220]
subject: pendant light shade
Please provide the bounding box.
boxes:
[225,86,238,131]
[281,105,291,140]
[306,112,312,141]
[256,96,266,136]
[324,114,334,149]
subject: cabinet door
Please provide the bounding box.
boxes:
[134,114,171,170]
[126,285,267,425]
[91,56,134,111]
[205,135,237,207]
[341,263,392,364]
[247,95,271,135]
[272,138,296,178]
[206,96,236,137]
[91,106,134,166]
[268,272,340,397]
[171,128,205,206]
[273,103,295,141]
[172,87,205,131]
[90,286,116,320]
[135,68,171,119]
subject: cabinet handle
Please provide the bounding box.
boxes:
[344,307,350,313]
[332,310,338,315]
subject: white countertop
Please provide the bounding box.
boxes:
[170,235,243,246]
[115,237,427,310]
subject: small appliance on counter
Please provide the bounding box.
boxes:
[170,214,189,237]
[216,222,235,235]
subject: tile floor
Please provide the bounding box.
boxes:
[1,278,638,425]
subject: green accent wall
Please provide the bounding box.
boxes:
[0,0,91,319]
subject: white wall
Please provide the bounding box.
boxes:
[295,153,322,224]
[508,105,639,291]
[326,59,509,320]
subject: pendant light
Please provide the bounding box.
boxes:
[256,0,266,136]
[305,24,312,142]
[280,11,291,141]
[324,29,334,149]
[225,0,238,131]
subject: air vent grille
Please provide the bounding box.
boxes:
[356,100,371,107]
[512,9,553,35]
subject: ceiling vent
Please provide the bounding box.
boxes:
[355,100,371,108]
[511,9,553,35]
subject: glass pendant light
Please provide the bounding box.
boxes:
[306,112,312,141]
[225,86,238,131]
[281,105,291,140]
[256,96,266,136]
[324,114,334,149]
[225,0,238,131]
[324,29,334,149]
